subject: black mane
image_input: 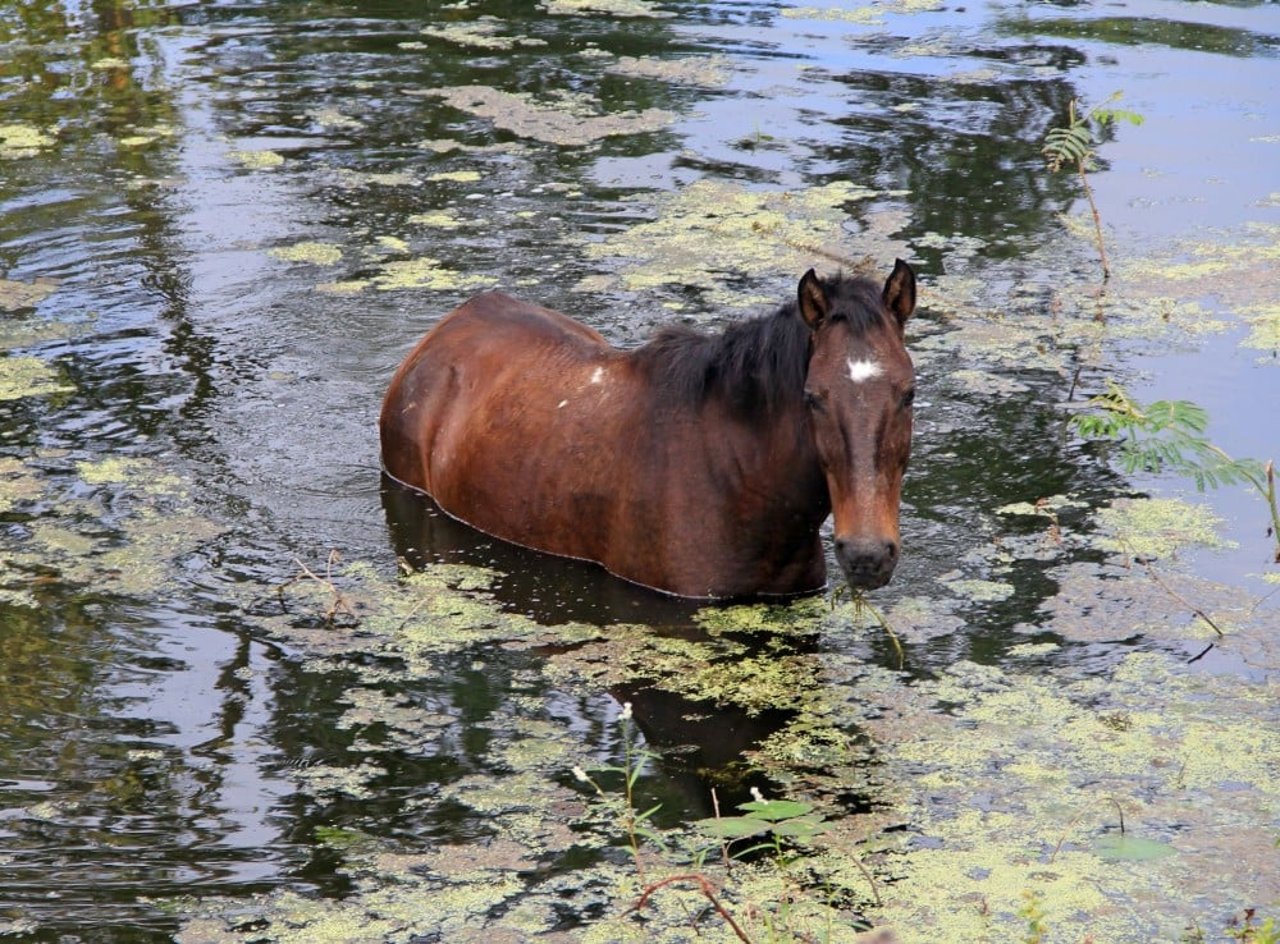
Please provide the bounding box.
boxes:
[634,273,886,417]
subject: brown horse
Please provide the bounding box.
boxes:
[380,261,916,599]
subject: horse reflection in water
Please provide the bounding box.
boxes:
[380,261,917,600]
[383,481,866,815]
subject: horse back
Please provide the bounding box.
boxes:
[380,291,619,496]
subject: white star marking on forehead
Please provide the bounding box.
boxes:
[847,357,883,383]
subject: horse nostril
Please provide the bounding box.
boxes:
[835,536,899,589]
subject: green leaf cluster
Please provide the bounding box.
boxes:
[693,798,827,858]
[1071,380,1265,490]
[1071,380,1280,560]
[1043,92,1145,174]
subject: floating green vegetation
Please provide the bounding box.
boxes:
[328,168,418,188]
[864,651,1280,942]
[940,575,1016,602]
[375,235,409,252]
[540,0,674,17]
[119,123,177,148]
[0,356,72,402]
[0,457,44,516]
[1094,496,1230,559]
[1118,222,1280,349]
[1240,301,1280,353]
[229,148,284,170]
[947,367,1030,396]
[607,54,733,87]
[782,5,884,24]
[370,256,497,293]
[420,17,548,50]
[0,277,58,313]
[0,123,55,158]
[307,107,363,131]
[782,0,942,25]
[171,528,1280,943]
[407,211,466,229]
[577,179,908,308]
[0,455,221,607]
[427,169,482,183]
[268,241,343,266]
[425,85,676,147]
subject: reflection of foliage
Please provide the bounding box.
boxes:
[1072,380,1279,560]
[1043,92,1144,280]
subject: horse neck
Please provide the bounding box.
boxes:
[715,396,831,535]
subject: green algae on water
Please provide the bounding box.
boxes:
[0,356,71,402]
[370,257,497,292]
[425,85,676,146]
[229,148,284,170]
[0,277,58,313]
[408,211,466,229]
[540,0,675,16]
[420,17,548,50]
[1094,496,1231,559]
[607,54,733,87]
[427,170,482,183]
[0,123,56,158]
[269,241,343,266]
[577,179,908,307]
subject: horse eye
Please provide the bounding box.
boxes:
[804,390,825,411]
[900,387,916,410]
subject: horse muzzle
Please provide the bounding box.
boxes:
[835,536,899,590]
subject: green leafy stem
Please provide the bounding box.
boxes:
[1071,380,1280,561]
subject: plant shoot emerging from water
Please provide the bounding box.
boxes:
[1043,92,1145,281]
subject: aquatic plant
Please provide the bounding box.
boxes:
[572,702,665,881]
[572,706,877,943]
[1043,92,1145,280]
[1018,888,1048,944]
[1227,910,1280,943]
[1071,379,1280,560]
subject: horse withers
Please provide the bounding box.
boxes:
[379,261,916,599]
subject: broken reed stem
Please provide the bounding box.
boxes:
[1135,556,1225,638]
[1049,797,1125,864]
[1108,796,1126,835]
[279,550,357,624]
[849,852,884,908]
[710,788,733,871]
[629,874,753,944]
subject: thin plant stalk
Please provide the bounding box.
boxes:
[1075,136,1111,280]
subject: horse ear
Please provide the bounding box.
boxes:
[883,259,916,332]
[798,269,828,330]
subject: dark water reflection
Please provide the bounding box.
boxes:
[2,0,1278,938]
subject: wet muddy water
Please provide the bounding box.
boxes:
[2,0,1278,941]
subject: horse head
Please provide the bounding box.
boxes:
[798,260,916,590]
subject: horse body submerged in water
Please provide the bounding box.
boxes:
[380,261,917,599]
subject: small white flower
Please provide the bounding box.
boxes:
[620,701,633,721]
[750,786,766,803]
[572,765,590,783]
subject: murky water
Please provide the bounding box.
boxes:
[2,0,1278,941]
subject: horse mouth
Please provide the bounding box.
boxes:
[835,537,898,590]
[841,566,894,591]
